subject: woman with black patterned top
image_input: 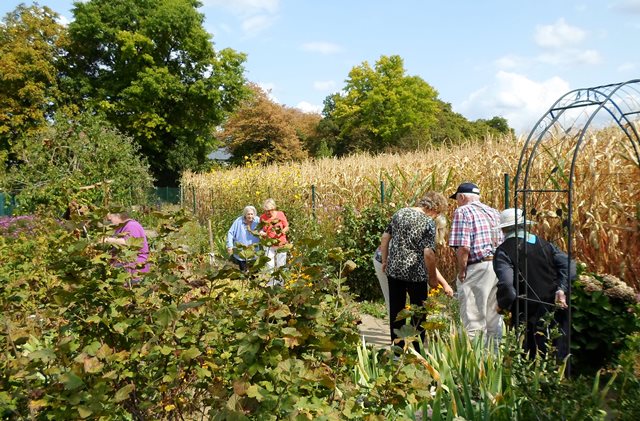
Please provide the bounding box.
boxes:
[380,191,453,349]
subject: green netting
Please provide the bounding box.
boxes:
[152,187,181,205]
[0,192,16,216]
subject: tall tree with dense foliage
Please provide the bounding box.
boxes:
[0,4,68,161]
[64,0,247,185]
[220,84,309,165]
[326,55,441,154]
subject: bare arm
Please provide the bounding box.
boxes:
[423,248,439,288]
[455,246,470,282]
[103,236,127,246]
[380,232,391,273]
[436,268,454,297]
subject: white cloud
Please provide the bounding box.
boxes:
[295,101,323,114]
[301,42,343,54]
[202,0,279,16]
[459,71,570,135]
[313,80,337,91]
[617,62,638,72]
[494,55,527,70]
[203,0,279,37]
[257,82,279,103]
[534,18,586,49]
[241,15,274,35]
[537,49,601,66]
[56,14,71,26]
[611,0,640,14]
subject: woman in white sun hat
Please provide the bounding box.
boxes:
[493,208,575,360]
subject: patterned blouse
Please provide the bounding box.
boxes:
[384,207,436,283]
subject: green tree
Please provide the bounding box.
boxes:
[220,84,309,165]
[478,116,514,136]
[64,0,247,185]
[1,112,153,214]
[0,4,68,159]
[328,55,440,154]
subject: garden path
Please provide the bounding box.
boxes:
[358,314,390,347]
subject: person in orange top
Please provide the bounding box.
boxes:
[259,198,290,273]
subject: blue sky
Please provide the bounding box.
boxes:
[2,0,639,134]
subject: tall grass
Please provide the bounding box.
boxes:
[182,131,639,287]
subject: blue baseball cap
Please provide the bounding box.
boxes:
[450,182,480,199]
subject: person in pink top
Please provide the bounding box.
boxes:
[103,209,150,281]
[259,198,289,273]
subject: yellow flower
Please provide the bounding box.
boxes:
[164,404,176,412]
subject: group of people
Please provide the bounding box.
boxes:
[226,198,289,275]
[377,181,573,359]
[101,197,290,283]
[103,183,571,358]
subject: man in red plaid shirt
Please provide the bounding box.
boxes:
[448,182,503,345]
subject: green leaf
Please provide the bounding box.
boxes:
[114,384,135,402]
[155,305,179,328]
[83,357,104,374]
[282,327,302,337]
[113,321,130,334]
[28,349,56,363]
[270,305,291,319]
[82,341,102,356]
[77,406,93,418]
[61,371,84,391]
[246,384,266,402]
[178,300,205,311]
[181,347,202,361]
[174,326,188,339]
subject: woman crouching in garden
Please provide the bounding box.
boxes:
[103,208,150,284]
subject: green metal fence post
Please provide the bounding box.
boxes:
[0,192,5,217]
[192,186,197,215]
[311,184,316,221]
[504,173,510,209]
[380,180,385,204]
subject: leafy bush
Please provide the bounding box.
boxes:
[0,207,365,419]
[571,273,640,373]
[336,204,392,301]
[607,332,640,419]
[1,112,154,215]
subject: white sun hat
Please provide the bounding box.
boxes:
[498,208,535,229]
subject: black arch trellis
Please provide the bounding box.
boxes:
[513,79,640,374]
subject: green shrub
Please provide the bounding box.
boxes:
[571,273,640,373]
[336,204,392,301]
[1,112,154,215]
[0,207,363,419]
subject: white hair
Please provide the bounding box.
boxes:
[460,192,480,202]
[242,206,257,217]
[263,198,276,210]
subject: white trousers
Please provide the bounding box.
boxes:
[457,261,502,345]
[265,246,287,272]
[372,256,390,315]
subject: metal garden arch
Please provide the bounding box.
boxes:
[513,79,640,373]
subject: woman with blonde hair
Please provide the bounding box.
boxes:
[259,198,290,273]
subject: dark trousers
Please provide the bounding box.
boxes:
[388,276,429,350]
[231,256,248,272]
[518,304,569,361]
